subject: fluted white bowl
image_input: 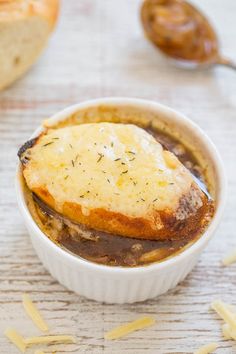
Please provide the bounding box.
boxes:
[16,98,226,303]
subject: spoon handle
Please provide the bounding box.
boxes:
[215,56,236,71]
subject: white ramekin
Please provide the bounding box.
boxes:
[16,98,226,304]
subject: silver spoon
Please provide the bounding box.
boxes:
[191,173,212,201]
[141,0,236,71]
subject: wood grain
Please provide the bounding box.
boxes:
[0,0,236,353]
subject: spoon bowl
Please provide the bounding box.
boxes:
[141,0,236,70]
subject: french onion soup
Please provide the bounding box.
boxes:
[18,111,214,267]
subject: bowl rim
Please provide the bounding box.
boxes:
[16,97,227,275]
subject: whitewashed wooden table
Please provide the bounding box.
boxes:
[0,0,236,353]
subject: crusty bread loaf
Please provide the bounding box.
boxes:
[0,0,59,90]
[19,122,213,241]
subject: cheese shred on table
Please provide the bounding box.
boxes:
[35,351,56,354]
[4,327,75,352]
[211,300,236,328]
[104,316,155,340]
[4,328,26,353]
[211,299,236,343]
[25,335,76,346]
[222,249,236,266]
[222,323,236,340]
[194,343,218,354]
[22,293,49,332]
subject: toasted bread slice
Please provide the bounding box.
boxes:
[0,0,59,90]
[19,122,212,240]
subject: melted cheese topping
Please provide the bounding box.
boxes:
[23,123,197,219]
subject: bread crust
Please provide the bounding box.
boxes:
[0,0,59,29]
[31,184,212,241]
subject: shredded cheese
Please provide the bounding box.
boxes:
[225,303,236,314]
[194,343,218,354]
[22,293,49,332]
[35,351,56,354]
[222,323,236,340]
[104,316,155,340]
[4,328,26,353]
[222,324,232,340]
[4,327,74,352]
[211,299,236,344]
[222,249,236,266]
[25,335,76,346]
[211,300,236,328]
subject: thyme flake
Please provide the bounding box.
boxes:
[43,142,54,147]
[97,153,104,163]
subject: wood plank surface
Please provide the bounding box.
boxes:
[0,0,236,353]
